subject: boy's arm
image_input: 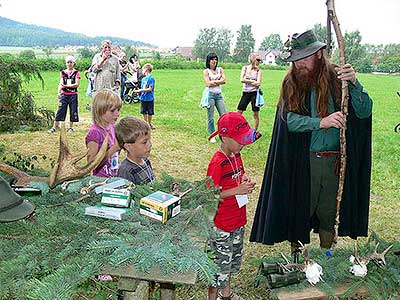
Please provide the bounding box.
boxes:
[219,180,256,199]
[136,86,153,93]
[135,76,154,93]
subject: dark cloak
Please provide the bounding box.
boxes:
[249,95,372,245]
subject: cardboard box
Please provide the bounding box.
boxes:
[101,188,130,208]
[139,191,181,223]
[85,205,130,221]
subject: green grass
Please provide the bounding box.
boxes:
[2,69,400,299]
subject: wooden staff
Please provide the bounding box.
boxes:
[326,5,332,55]
[326,0,349,243]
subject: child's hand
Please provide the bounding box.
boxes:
[237,181,256,195]
[242,174,250,183]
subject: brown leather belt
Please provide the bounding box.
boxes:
[312,151,340,158]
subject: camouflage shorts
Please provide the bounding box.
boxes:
[209,226,245,288]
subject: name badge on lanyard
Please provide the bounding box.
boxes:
[235,194,248,208]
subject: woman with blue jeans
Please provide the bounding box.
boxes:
[203,53,227,143]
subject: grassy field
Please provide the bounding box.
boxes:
[1,69,399,299]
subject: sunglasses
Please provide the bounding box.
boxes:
[67,61,74,63]
[256,59,262,62]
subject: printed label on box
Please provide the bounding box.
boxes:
[139,191,181,223]
[101,188,130,207]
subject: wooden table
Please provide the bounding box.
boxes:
[103,264,198,300]
[276,282,368,300]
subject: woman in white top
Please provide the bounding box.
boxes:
[203,53,227,143]
[237,53,263,130]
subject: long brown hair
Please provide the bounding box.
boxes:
[280,52,341,118]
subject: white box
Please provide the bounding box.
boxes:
[139,191,181,223]
[101,188,130,208]
[85,205,130,221]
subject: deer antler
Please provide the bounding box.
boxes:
[369,243,393,268]
[0,162,48,186]
[48,125,108,188]
[0,125,109,189]
[353,242,393,268]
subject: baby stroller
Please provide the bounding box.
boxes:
[122,68,144,104]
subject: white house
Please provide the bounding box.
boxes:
[252,50,281,65]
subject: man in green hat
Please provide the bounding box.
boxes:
[250,30,373,259]
[0,176,35,222]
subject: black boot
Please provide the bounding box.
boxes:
[290,242,302,263]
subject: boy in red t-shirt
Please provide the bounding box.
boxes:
[207,112,261,300]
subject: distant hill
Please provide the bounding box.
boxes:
[0,16,155,48]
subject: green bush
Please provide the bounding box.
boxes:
[1,54,289,72]
[0,56,53,133]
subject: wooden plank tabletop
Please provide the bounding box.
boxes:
[103,265,197,285]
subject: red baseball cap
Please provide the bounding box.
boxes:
[208,112,261,145]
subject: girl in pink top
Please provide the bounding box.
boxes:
[85,89,122,177]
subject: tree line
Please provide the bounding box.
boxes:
[192,23,400,73]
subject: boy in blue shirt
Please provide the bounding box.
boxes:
[134,63,156,129]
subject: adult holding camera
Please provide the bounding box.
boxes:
[237,53,263,130]
[91,40,121,95]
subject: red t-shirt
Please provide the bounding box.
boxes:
[207,151,246,232]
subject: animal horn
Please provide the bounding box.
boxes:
[0,162,48,186]
[48,124,109,188]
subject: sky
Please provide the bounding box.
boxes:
[0,0,399,48]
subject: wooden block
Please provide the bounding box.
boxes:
[103,265,197,285]
[118,277,138,291]
[160,282,176,300]
[122,281,148,300]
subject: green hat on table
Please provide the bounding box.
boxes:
[0,176,35,222]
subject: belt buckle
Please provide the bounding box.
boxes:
[316,152,322,158]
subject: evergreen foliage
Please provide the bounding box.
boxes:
[233,25,255,63]
[0,56,54,133]
[0,173,220,299]
[252,232,400,299]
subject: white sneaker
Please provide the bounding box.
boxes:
[210,137,217,143]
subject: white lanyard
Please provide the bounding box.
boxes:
[218,149,240,184]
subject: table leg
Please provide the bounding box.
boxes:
[160,282,176,300]
[118,278,148,300]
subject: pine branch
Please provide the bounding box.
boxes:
[0,174,219,299]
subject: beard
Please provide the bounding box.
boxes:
[293,56,321,91]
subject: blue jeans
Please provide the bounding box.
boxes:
[120,74,127,98]
[207,93,227,134]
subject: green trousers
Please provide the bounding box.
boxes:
[310,153,339,248]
